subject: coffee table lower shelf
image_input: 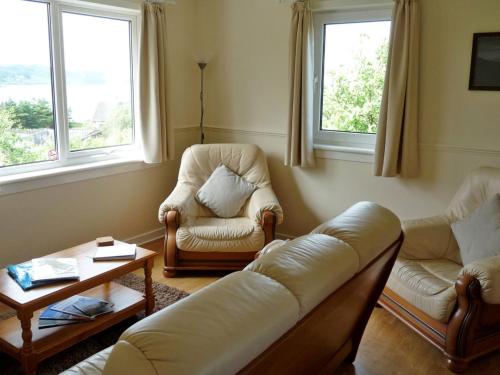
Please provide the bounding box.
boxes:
[0,282,145,363]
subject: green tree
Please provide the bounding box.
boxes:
[69,103,132,151]
[322,36,388,134]
[0,99,54,129]
[0,107,39,166]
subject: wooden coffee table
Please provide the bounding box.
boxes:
[0,240,156,374]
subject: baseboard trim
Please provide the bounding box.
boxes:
[124,227,164,246]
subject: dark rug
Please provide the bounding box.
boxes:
[0,273,189,375]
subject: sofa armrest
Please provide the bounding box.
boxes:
[102,341,157,375]
[460,256,500,304]
[245,185,283,225]
[158,183,197,224]
[399,215,459,261]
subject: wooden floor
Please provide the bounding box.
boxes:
[132,238,220,293]
[2,238,500,374]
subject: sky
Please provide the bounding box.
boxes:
[0,0,132,81]
[0,0,51,66]
[324,20,391,73]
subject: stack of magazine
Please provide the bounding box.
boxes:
[39,295,114,329]
[7,258,79,290]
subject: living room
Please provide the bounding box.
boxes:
[1,0,500,374]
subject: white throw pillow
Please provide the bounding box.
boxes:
[195,164,257,218]
[451,194,500,265]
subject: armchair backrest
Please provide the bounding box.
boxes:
[446,167,500,222]
[178,144,271,189]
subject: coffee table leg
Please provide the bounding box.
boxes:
[144,257,155,316]
[18,310,36,375]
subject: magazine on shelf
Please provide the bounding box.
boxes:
[31,258,79,284]
[93,243,136,261]
[49,295,114,320]
[38,319,82,329]
[72,296,115,318]
[39,305,91,321]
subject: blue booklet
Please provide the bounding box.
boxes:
[6,262,52,291]
[7,259,78,291]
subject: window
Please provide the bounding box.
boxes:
[313,8,391,151]
[0,0,138,176]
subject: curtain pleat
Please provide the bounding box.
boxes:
[285,1,315,167]
[374,0,420,177]
[139,2,174,163]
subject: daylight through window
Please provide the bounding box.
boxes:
[0,0,136,173]
[314,9,391,149]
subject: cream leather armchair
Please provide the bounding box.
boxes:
[158,144,283,277]
[379,167,500,372]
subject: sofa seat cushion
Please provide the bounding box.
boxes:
[61,346,113,375]
[245,234,359,319]
[386,258,462,322]
[177,216,264,252]
[103,271,299,375]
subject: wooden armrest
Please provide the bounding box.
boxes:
[261,210,276,246]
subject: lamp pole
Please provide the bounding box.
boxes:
[198,62,207,144]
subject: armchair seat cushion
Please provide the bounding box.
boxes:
[386,258,462,322]
[177,217,264,252]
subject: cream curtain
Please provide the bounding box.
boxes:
[374,0,420,177]
[285,0,315,167]
[139,2,174,163]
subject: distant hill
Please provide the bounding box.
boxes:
[0,65,105,86]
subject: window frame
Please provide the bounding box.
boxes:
[313,7,392,153]
[0,0,140,178]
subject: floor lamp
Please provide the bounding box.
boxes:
[198,62,207,144]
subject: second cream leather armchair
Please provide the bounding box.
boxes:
[158,144,283,277]
[380,167,500,372]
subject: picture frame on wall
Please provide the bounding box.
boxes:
[469,32,500,91]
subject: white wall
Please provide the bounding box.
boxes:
[2,0,500,263]
[199,0,500,236]
[0,0,199,265]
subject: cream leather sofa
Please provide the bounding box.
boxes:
[379,167,500,372]
[64,202,402,375]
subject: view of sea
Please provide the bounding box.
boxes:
[0,83,131,123]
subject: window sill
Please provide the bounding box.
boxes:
[314,144,374,163]
[0,158,155,196]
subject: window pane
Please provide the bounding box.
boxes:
[0,0,56,168]
[321,21,390,134]
[62,12,134,152]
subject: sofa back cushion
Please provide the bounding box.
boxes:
[311,201,401,271]
[103,271,299,375]
[245,233,359,319]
